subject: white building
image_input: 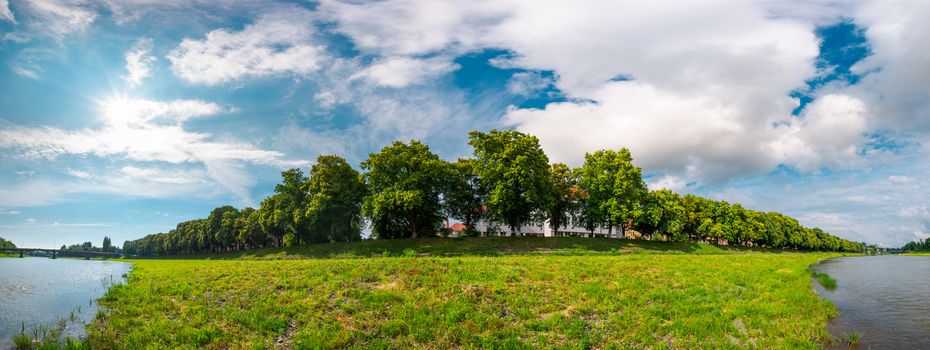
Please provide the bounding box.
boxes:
[467,219,621,238]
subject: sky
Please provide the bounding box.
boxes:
[0,0,928,249]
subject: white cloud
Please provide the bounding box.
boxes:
[321,0,831,182]
[66,168,94,179]
[123,38,157,87]
[352,56,459,88]
[647,175,688,192]
[9,47,58,80]
[768,94,869,171]
[507,71,552,97]
[18,0,97,39]
[0,208,20,215]
[167,8,324,85]
[25,218,36,224]
[0,97,305,201]
[1,0,15,23]
[843,0,930,133]
[506,81,786,181]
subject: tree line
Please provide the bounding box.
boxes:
[901,237,930,252]
[61,236,119,253]
[0,236,15,249]
[122,130,863,256]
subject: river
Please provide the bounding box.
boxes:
[813,255,930,349]
[0,257,131,347]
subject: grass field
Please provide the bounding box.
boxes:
[83,238,841,349]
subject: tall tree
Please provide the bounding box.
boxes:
[362,140,449,239]
[443,158,486,236]
[548,163,578,235]
[304,155,367,243]
[576,149,647,237]
[468,130,553,235]
[273,169,311,246]
[102,236,112,252]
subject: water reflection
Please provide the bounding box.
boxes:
[813,255,930,349]
[0,257,131,347]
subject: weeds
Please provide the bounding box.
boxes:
[845,331,862,345]
[812,271,838,290]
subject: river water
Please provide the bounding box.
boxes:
[813,255,930,349]
[0,257,131,347]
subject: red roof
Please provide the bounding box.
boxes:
[449,223,466,232]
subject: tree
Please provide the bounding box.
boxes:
[207,206,239,252]
[637,189,685,241]
[256,196,288,248]
[362,140,449,239]
[102,236,112,252]
[468,130,553,235]
[576,149,647,237]
[273,169,311,246]
[304,155,367,243]
[548,163,579,235]
[443,158,486,236]
[0,236,17,249]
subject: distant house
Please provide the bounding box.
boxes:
[448,223,467,236]
[461,219,624,238]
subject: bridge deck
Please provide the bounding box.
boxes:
[0,247,121,257]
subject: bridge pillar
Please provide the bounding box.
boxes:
[19,251,23,258]
[51,251,57,259]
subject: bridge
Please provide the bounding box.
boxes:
[0,247,121,259]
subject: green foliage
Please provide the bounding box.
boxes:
[121,130,863,256]
[443,158,486,235]
[362,140,449,239]
[576,148,648,236]
[1,236,16,249]
[901,237,930,251]
[469,129,553,235]
[547,163,579,234]
[304,155,367,243]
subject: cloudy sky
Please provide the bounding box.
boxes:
[0,0,928,248]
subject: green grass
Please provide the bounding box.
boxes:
[156,237,799,260]
[86,238,841,349]
[902,251,930,256]
[811,271,837,290]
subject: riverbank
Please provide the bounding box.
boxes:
[138,236,804,260]
[902,251,930,256]
[74,238,845,348]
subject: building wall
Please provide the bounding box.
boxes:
[471,220,621,238]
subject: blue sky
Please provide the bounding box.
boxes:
[1,0,929,248]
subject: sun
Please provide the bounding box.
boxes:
[99,95,142,126]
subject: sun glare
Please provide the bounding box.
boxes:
[100,95,142,126]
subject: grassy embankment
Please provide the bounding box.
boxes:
[902,251,930,256]
[162,236,800,260]
[74,237,845,349]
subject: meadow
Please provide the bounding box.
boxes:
[81,238,842,349]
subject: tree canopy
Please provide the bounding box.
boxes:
[469,129,553,235]
[362,140,449,239]
[121,130,864,257]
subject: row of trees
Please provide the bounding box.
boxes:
[901,237,930,252]
[61,236,119,253]
[122,130,863,256]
